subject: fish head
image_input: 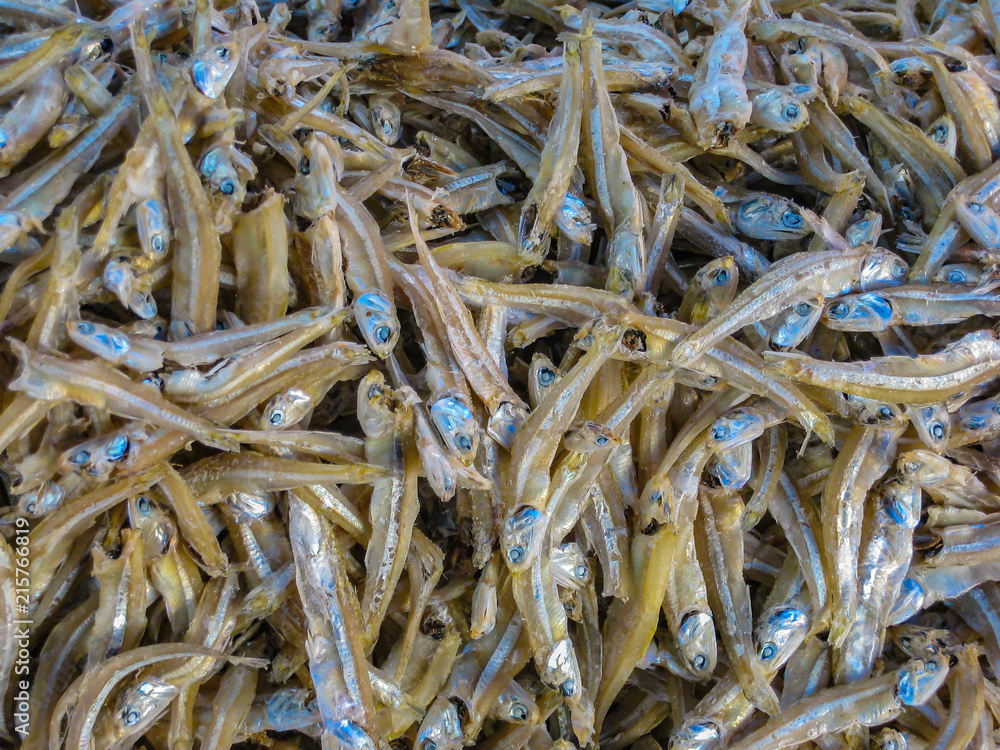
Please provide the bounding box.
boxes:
[734,195,809,240]
[416,697,464,750]
[859,249,909,290]
[541,637,582,697]
[429,393,480,463]
[637,474,675,534]
[111,678,178,740]
[845,211,882,247]
[872,728,908,750]
[769,294,824,348]
[677,611,717,680]
[954,195,1000,250]
[707,407,766,452]
[755,605,809,667]
[563,421,622,453]
[909,404,950,451]
[501,505,546,572]
[897,449,951,486]
[750,87,811,133]
[822,293,894,331]
[190,40,240,98]
[694,257,739,309]
[707,442,752,489]
[879,480,921,530]
[353,291,400,358]
[889,625,958,660]
[551,542,592,589]
[136,199,170,258]
[528,353,560,407]
[487,401,528,449]
[261,388,313,430]
[895,654,950,706]
[669,719,721,750]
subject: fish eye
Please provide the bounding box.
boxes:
[124,708,141,725]
[375,325,392,343]
[713,268,729,285]
[796,37,807,51]
[692,654,708,670]
[947,270,965,283]
[651,490,664,505]
[559,679,576,697]
[933,125,947,142]
[70,450,90,465]
[507,545,524,563]
[782,104,800,121]
[510,704,528,721]
[456,434,473,452]
[828,301,849,318]
[151,233,165,252]
[269,410,285,426]
[781,211,803,228]
[77,321,95,334]
[299,157,310,175]
[930,423,945,439]
[107,436,129,461]
[25,502,35,514]
[100,37,114,54]
[926,660,938,672]
[575,564,587,577]
[878,405,894,419]
[220,181,236,195]
[903,461,920,474]
[595,435,608,446]
[367,384,381,399]
[137,496,151,513]
[892,263,906,278]
[968,201,985,214]
[216,45,231,61]
[538,368,555,386]
[424,743,437,750]
[712,424,730,441]
[760,643,776,660]
[794,301,811,316]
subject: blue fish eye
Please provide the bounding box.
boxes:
[71,450,90,465]
[782,211,803,228]
[760,643,776,659]
[77,321,95,334]
[930,423,945,439]
[947,270,966,283]
[375,325,392,343]
[269,410,284,425]
[538,368,555,386]
[878,405,894,419]
[457,434,473,452]
[595,435,608,446]
[714,268,729,285]
[712,425,730,441]
[692,654,708,670]
[794,301,812,316]
[106,435,129,460]
[508,546,524,563]
[782,104,800,121]
[151,233,165,252]
[220,180,236,195]
[828,301,849,318]
[137,496,151,513]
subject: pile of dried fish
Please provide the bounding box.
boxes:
[7,0,1000,748]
